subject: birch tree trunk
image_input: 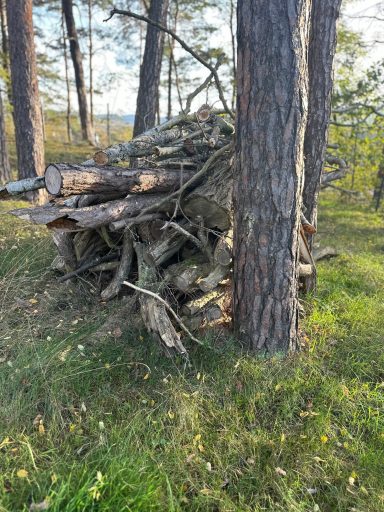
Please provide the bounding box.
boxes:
[6,0,46,203]
[133,0,169,137]
[233,0,311,354]
[62,0,94,144]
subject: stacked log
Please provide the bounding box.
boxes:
[1,106,318,356]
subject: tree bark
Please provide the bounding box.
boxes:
[0,90,11,183]
[61,11,72,143]
[233,0,311,354]
[6,0,46,203]
[133,0,169,137]
[44,163,194,196]
[0,0,12,107]
[62,0,94,143]
[303,0,342,231]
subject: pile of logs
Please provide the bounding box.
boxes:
[0,105,342,356]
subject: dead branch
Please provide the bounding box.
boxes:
[104,8,234,119]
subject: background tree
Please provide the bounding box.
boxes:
[6,0,45,202]
[0,89,10,182]
[133,0,169,137]
[62,0,94,143]
[303,0,342,236]
[233,0,311,354]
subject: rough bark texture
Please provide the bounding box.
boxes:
[133,0,169,137]
[44,163,194,196]
[233,0,311,354]
[303,0,341,229]
[0,90,11,182]
[6,0,45,202]
[62,0,93,143]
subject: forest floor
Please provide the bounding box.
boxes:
[0,134,384,511]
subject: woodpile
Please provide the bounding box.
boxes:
[1,105,328,356]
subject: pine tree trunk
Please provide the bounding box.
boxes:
[6,0,46,203]
[233,0,311,354]
[88,0,94,126]
[133,0,169,137]
[62,0,94,144]
[303,0,342,233]
[61,11,72,143]
[0,89,11,183]
[0,0,12,106]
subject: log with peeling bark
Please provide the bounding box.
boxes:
[45,163,195,197]
[1,104,326,356]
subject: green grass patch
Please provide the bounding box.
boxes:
[0,193,383,511]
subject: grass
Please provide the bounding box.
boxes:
[1,168,384,510]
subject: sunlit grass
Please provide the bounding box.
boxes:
[0,187,384,510]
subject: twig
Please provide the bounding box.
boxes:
[58,253,118,282]
[134,143,233,220]
[184,59,222,114]
[123,280,203,345]
[162,221,203,249]
[104,8,234,119]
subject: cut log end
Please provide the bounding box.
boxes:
[93,150,109,165]
[45,164,63,196]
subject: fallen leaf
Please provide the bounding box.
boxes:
[143,373,150,380]
[29,298,38,305]
[33,415,43,428]
[206,462,212,471]
[275,467,287,477]
[167,410,175,420]
[29,499,49,511]
[0,437,11,449]
[112,327,122,338]
[198,444,205,453]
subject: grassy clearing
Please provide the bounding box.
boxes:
[0,191,383,511]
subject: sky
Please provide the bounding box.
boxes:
[34,0,384,118]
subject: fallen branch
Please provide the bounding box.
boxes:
[58,252,118,282]
[0,176,45,199]
[123,282,202,346]
[133,143,233,222]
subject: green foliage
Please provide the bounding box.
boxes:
[330,22,384,200]
[0,191,383,511]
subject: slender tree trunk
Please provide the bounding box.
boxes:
[0,0,10,104]
[133,0,169,137]
[233,0,311,354]
[229,0,236,112]
[88,0,94,126]
[107,103,111,146]
[62,0,94,144]
[302,0,342,231]
[6,0,46,203]
[166,1,179,120]
[61,11,72,143]
[167,43,172,120]
[0,89,10,183]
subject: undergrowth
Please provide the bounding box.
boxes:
[0,193,383,511]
